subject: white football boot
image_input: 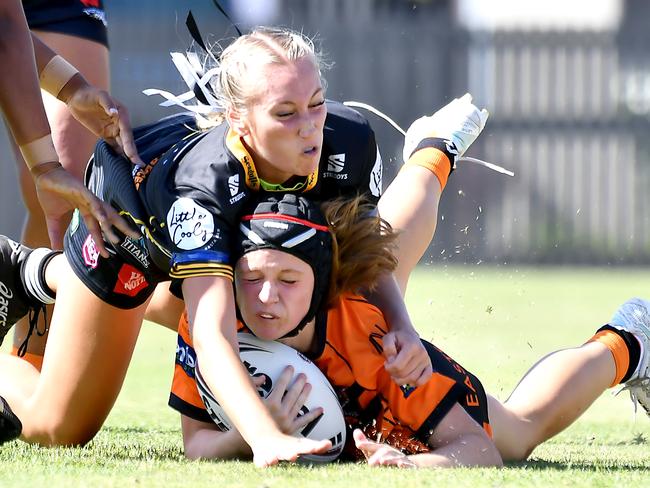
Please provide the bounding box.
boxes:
[609,298,650,416]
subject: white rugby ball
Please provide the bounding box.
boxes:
[195,333,346,462]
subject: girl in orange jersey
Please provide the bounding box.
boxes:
[0,26,489,466]
[171,194,650,467]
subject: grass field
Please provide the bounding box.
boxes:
[1,266,649,487]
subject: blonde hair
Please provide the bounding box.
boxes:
[198,27,326,128]
[322,197,398,306]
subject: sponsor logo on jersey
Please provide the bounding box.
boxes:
[120,237,150,268]
[241,156,259,189]
[370,147,383,197]
[176,333,197,377]
[167,198,215,250]
[324,153,349,180]
[228,174,239,196]
[327,153,346,173]
[228,174,245,204]
[82,234,100,269]
[114,264,148,297]
[399,384,417,399]
[81,1,107,26]
[133,157,160,190]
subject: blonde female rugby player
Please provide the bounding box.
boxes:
[0,27,487,465]
[171,194,650,467]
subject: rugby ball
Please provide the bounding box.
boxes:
[195,333,346,462]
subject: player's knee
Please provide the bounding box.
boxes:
[498,431,539,461]
[23,413,100,447]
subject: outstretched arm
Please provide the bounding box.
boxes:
[179,369,324,460]
[183,276,331,467]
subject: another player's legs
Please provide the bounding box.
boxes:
[11,31,110,366]
[0,235,57,348]
[0,257,147,446]
[143,283,185,331]
[378,165,442,295]
[488,298,649,461]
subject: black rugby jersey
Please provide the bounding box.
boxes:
[103,101,382,289]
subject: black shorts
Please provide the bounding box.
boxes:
[63,142,163,309]
[416,340,491,440]
[23,0,109,47]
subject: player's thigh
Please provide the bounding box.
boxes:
[32,30,109,178]
[33,30,109,89]
[27,261,147,442]
[144,283,184,332]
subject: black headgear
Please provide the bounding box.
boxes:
[236,194,332,338]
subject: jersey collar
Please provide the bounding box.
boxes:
[226,128,319,192]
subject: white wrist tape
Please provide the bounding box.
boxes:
[19,134,59,170]
[39,55,79,99]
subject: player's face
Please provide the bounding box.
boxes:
[235,249,314,340]
[238,57,327,184]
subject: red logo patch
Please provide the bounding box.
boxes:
[114,264,148,297]
[82,234,99,269]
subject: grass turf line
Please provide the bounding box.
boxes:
[1,266,649,487]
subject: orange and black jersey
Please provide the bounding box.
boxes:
[87,101,382,294]
[169,294,490,455]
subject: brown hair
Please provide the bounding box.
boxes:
[322,196,398,306]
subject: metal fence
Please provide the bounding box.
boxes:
[1,0,648,264]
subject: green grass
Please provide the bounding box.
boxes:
[2,266,650,487]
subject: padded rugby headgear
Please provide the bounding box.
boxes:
[237,194,332,338]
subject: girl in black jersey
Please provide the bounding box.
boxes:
[0,26,488,465]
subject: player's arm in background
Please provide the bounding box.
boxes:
[0,0,138,251]
[30,31,140,165]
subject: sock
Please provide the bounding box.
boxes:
[21,249,60,305]
[587,325,641,386]
[404,141,452,190]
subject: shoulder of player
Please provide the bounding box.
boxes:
[324,100,373,135]
[171,125,246,194]
[325,294,386,347]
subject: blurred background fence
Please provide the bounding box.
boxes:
[1,0,648,265]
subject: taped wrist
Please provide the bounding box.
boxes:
[19,134,59,171]
[404,138,455,190]
[39,55,79,100]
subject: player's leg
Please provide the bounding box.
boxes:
[488,298,649,460]
[378,165,442,295]
[378,95,487,295]
[0,258,147,446]
[487,341,615,460]
[143,283,185,332]
[11,31,110,365]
